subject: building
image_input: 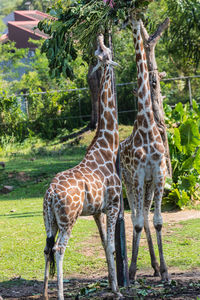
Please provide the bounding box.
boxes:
[0,10,49,49]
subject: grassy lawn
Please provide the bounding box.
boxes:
[133,218,200,272]
[0,126,200,283]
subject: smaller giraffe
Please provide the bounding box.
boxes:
[43,35,122,300]
[120,15,169,281]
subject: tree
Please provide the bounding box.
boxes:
[17,0,53,11]
[145,0,200,76]
[165,0,200,74]
[140,18,172,176]
[37,0,154,130]
[0,41,28,83]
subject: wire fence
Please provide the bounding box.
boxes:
[0,75,200,137]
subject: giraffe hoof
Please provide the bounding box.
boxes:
[161,271,170,282]
[153,266,160,277]
[129,270,136,282]
[153,270,160,277]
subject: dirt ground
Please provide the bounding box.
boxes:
[1,210,200,300]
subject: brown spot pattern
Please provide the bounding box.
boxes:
[134,132,142,147]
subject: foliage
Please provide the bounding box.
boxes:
[164,0,200,72]
[37,0,153,80]
[145,0,200,76]
[164,100,200,208]
[0,40,90,142]
[0,0,21,17]
[0,89,27,141]
[0,42,29,81]
[17,0,53,11]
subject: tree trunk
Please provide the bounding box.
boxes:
[140,18,172,177]
[87,63,101,130]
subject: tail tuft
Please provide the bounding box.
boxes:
[46,236,55,278]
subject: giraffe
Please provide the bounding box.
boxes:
[120,15,169,282]
[43,34,122,300]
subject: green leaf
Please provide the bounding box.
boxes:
[173,128,182,151]
[175,102,184,120]
[181,155,195,171]
[178,174,197,191]
[192,99,200,118]
[165,176,173,190]
[193,148,200,174]
[179,119,200,154]
[49,9,58,17]
[47,48,54,59]
[177,190,190,208]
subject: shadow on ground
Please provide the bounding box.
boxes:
[0,270,200,300]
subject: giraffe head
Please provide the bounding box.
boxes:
[91,34,119,75]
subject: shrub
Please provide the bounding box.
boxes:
[164,100,200,208]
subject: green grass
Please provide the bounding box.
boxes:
[0,203,104,281]
[0,128,200,283]
[133,218,200,272]
[0,135,107,282]
[164,219,200,269]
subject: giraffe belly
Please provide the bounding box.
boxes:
[81,197,105,216]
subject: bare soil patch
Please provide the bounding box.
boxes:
[0,210,200,299]
[8,172,31,182]
[1,271,200,299]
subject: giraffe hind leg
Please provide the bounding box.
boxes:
[129,179,145,281]
[45,236,56,276]
[43,236,56,300]
[43,201,58,299]
[106,199,122,297]
[153,183,169,281]
[122,170,138,281]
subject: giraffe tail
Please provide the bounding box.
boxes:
[46,235,56,277]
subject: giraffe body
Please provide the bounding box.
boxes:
[120,17,169,281]
[43,37,122,300]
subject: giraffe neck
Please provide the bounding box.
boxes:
[131,18,155,129]
[87,64,119,161]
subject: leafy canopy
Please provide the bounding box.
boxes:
[164,0,200,71]
[38,0,152,79]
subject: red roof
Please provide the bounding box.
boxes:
[5,10,50,49]
[14,10,50,22]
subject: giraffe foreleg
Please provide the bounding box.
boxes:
[153,182,169,281]
[143,183,160,277]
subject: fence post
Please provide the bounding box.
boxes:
[78,93,83,125]
[25,96,29,117]
[188,78,193,109]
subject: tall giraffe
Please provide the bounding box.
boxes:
[43,34,122,300]
[120,15,169,281]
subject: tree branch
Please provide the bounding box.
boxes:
[149,17,170,47]
[140,20,149,43]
